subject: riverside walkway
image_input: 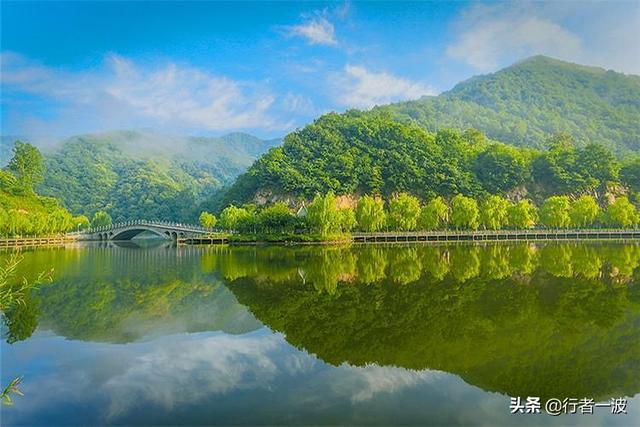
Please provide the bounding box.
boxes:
[351,229,640,243]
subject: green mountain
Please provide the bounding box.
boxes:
[30,130,280,222]
[378,56,640,153]
[220,57,639,207]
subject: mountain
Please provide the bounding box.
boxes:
[14,130,281,222]
[218,56,639,208]
[377,56,640,154]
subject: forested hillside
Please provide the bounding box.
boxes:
[1,141,85,236]
[377,56,640,153]
[32,131,280,222]
[220,111,639,210]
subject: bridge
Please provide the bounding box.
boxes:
[71,220,211,241]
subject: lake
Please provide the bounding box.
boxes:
[1,242,639,425]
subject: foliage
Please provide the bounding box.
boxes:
[36,131,278,222]
[219,205,251,231]
[387,193,421,231]
[604,196,638,228]
[620,158,640,192]
[480,195,510,230]
[418,196,449,230]
[199,211,217,229]
[377,56,640,154]
[338,208,356,233]
[1,377,23,406]
[6,141,44,194]
[569,195,600,228]
[355,195,386,232]
[91,211,112,227]
[255,203,296,234]
[473,144,529,193]
[450,194,480,230]
[540,196,571,228]
[506,200,538,229]
[307,192,341,236]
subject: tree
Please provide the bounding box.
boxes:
[338,208,356,232]
[256,203,295,234]
[620,158,640,192]
[219,205,251,231]
[387,193,421,231]
[199,211,217,229]
[72,215,91,231]
[355,195,386,232]
[480,195,510,230]
[569,195,600,228]
[7,141,44,193]
[92,211,112,227]
[539,196,571,228]
[604,197,637,228]
[307,192,341,236]
[506,200,538,229]
[450,194,479,230]
[474,144,529,193]
[418,197,449,230]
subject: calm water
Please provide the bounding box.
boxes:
[1,241,639,426]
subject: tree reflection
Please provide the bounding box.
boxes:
[220,242,640,402]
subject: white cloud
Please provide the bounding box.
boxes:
[446,4,582,72]
[286,16,338,46]
[333,65,437,109]
[446,2,640,74]
[1,52,293,135]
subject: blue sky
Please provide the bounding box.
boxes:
[1,1,639,139]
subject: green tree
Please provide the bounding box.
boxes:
[355,195,386,232]
[569,195,600,228]
[307,192,341,236]
[506,200,538,229]
[338,208,356,232]
[418,196,449,230]
[474,144,529,193]
[540,196,571,228]
[620,158,640,192]
[91,211,112,227]
[6,141,45,194]
[387,193,421,231]
[72,215,91,231]
[219,205,251,231]
[256,203,296,234]
[450,194,480,230]
[199,211,217,229]
[604,197,638,228]
[480,195,510,230]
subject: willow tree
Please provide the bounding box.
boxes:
[418,196,449,230]
[569,195,600,228]
[450,194,479,230]
[387,193,421,231]
[480,195,510,230]
[540,196,571,228]
[355,195,386,232]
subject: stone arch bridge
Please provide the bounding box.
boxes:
[71,220,211,241]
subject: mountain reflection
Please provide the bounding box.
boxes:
[209,243,640,402]
[2,242,639,403]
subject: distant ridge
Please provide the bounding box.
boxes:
[376,55,640,153]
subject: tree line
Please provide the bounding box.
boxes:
[220,112,640,213]
[0,141,102,237]
[201,191,639,237]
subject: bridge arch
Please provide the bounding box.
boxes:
[111,227,170,241]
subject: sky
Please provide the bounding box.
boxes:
[1,0,639,140]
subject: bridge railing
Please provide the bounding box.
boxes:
[75,219,212,235]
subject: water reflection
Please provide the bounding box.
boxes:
[204,243,640,401]
[1,242,639,425]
